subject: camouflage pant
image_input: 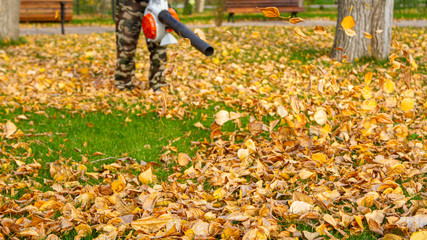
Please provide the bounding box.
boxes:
[115,0,167,91]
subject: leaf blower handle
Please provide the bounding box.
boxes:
[158,10,214,57]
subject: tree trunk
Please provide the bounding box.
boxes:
[0,0,21,41]
[330,0,394,62]
[196,0,205,13]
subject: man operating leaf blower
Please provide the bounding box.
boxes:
[115,0,214,92]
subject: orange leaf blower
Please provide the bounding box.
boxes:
[142,0,214,56]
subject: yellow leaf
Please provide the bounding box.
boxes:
[213,188,226,199]
[138,168,153,184]
[354,215,365,231]
[251,31,260,39]
[383,233,405,240]
[259,7,280,18]
[362,100,377,111]
[294,27,307,38]
[80,67,89,74]
[361,86,372,99]
[245,139,256,152]
[383,79,395,93]
[212,58,220,64]
[341,16,356,30]
[112,175,126,193]
[364,32,373,39]
[313,26,326,35]
[364,72,373,85]
[314,109,327,125]
[401,98,414,112]
[411,231,427,240]
[222,227,240,239]
[289,17,304,24]
[311,153,327,165]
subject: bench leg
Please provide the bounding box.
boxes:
[228,13,235,23]
[291,12,297,18]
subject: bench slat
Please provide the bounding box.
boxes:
[226,0,305,13]
[20,0,73,22]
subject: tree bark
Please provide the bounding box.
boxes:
[196,0,205,13]
[330,0,394,62]
[0,0,21,41]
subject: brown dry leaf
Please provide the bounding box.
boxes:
[194,28,207,41]
[215,110,229,125]
[293,192,315,205]
[75,224,92,240]
[277,105,288,118]
[289,17,305,24]
[313,26,326,35]
[290,201,313,214]
[314,109,327,125]
[345,28,356,37]
[226,211,249,221]
[383,233,405,240]
[178,153,191,166]
[259,7,280,18]
[303,231,320,240]
[248,121,263,136]
[194,122,207,130]
[323,214,338,228]
[131,214,174,233]
[243,228,268,240]
[4,120,17,138]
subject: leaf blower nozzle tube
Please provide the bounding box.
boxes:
[158,10,214,57]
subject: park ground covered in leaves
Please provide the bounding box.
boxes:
[0,22,426,239]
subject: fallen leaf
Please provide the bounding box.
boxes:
[259,7,280,18]
[313,26,326,35]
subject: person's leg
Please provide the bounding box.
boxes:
[147,41,167,91]
[114,0,146,90]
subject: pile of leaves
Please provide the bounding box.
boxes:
[1,19,426,240]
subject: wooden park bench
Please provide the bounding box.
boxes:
[226,0,305,22]
[20,0,73,22]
